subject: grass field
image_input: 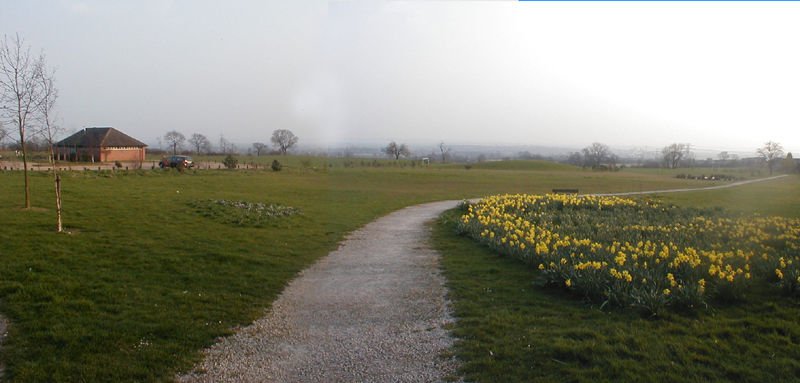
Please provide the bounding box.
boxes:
[0,160,794,382]
[0,161,722,382]
[434,174,800,382]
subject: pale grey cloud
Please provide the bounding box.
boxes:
[2,1,799,154]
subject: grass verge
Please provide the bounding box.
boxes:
[434,184,800,382]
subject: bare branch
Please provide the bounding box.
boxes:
[188,133,211,155]
[756,141,784,175]
[164,130,186,155]
[383,141,410,160]
[270,129,298,155]
[0,33,48,208]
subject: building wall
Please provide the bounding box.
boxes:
[54,146,145,162]
[101,147,146,162]
[54,147,100,162]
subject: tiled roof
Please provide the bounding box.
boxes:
[56,127,147,148]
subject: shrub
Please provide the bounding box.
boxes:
[271,160,282,171]
[223,155,238,169]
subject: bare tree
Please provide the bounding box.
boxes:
[164,130,185,155]
[438,141,450,163]
[608,153,619,170]
[188,133,211,155]
[217,135,237,155]
[36,64,64,232]
[384,141,410,160]
[0,34,46,208]
[566,151,584,167]
[782,152,796,173]
[757,141,784,175]
[0,120,7,146]
[581,142,612,169]
[630,147,648,166]
[270,129,298,155]
[252,142,267,156]
[662,143,691,169]
[218,135,230,154]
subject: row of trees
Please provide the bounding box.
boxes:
[660,141,789,175]
[161,129,299,156]
[565,141,793,174]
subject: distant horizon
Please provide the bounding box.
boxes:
[25,124,792,159]
[59,125,791,158]
[138,136,773,160]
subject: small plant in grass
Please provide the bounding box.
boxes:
[775,256,800,295]
[189,199,299,227]
[271,159,282,171]
[223,155,238,169]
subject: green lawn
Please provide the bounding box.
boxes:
[0,163,713,382]
[434,174,800,382]
[1,162,794,382]
[656,174,800,217]
[440,159,579,172]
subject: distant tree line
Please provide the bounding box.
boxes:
[154,129,299,157]
[558,140,797,174]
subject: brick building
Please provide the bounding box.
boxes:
[54,127,147,162]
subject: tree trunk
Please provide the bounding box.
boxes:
[21,140,30,209]
[55,174,63,233]
[48,145,64,232]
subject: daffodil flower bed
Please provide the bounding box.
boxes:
[190,199,300,227]
[458,194,800,314]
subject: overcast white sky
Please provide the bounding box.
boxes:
[2,0,799,155]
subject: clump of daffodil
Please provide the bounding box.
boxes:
[457,193,800,313]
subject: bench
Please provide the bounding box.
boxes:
[551,188,579,194]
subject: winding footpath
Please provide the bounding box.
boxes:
[590,174,788,196]
[177,201,461,383]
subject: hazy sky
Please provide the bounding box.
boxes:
[2,0,799,155]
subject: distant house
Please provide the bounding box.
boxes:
[55,127,147,162]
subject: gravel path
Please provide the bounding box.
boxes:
[177,200,461,383]
[590,174,788,196]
